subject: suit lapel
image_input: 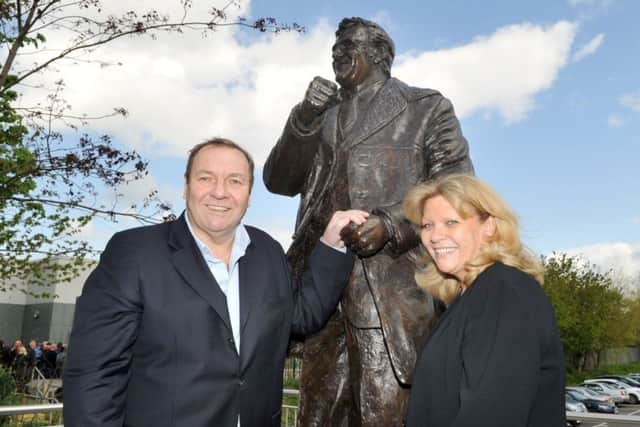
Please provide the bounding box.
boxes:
[168,214,232,331]
[238,236,260,335]
[346,78,407,149]
[325,104,340,147]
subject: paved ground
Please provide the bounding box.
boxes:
[579,404,640,427]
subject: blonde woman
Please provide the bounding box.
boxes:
[403,174,565,426]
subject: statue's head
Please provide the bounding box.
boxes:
[333,17,395,89]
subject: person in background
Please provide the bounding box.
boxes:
[28,339,42,360]
[402,174,565,426]
[43,342,58,378]
[10,342,30,392]
[55,343,66,378]
[8,340,23,367]
[0,340,10,368]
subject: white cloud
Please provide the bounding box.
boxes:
[572,33,604,62]
[264,227,294,251]
[75,221,112,251]
[114,174,183,216]
[73,175,183,251]
[568,0,615,23]
[563,241,640,280]
[18,14,336,166]
[16,5,579,166]
[369,10,395,34]
[394,21,577,123]
[607,113,625,127]
[620,90,640,112]
[568,0,614,8]
[69,173,183,250]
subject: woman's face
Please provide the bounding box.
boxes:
[420,195,494,282]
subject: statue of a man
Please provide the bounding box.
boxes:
[264,17,474,426]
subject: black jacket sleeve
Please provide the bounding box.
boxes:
[290,241,354,336]
[63,232,143,427]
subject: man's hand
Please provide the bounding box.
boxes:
[340,215,390,258]
[299,76,340,126]
[321,210,369,248]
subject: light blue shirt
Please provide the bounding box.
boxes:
[184,212,250,354]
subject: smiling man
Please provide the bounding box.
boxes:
[64,138,368,427]
[264,17,474,426]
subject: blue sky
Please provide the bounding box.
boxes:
[247,0,640,277]
[16,0,640,279]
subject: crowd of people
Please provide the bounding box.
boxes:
[0,338,66,391]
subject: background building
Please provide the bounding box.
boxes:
[0,258,94,344]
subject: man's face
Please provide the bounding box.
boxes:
[332,25,372,89]
[184,145,251,245]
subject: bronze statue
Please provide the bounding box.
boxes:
[264,17,474,426]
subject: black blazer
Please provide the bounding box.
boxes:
[63,214,353,427]
[406,263,565,427]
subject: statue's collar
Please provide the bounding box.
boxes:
[339,77,387,100]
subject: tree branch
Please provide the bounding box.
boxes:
[0,0,41,89]
[9,196,165,224]
[15,106,126,120]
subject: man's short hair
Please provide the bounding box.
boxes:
[184,138,255,189]
[336,17,395,77]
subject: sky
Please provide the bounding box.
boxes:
[13,0,640,282]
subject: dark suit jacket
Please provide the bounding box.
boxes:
[63,214,354,427]
[264,77,473,384]
[405,263,566,427]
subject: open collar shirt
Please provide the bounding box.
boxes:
[184,212,250,355]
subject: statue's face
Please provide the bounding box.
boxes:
[332,25,372,89]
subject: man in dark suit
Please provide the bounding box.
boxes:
[63,138,367,427]
[264,17,473,426]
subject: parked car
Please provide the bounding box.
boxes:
[565,392,587,426]
[566,389,618,413]
[567,386,614,404]
[586,378,640,404]
[579,381,626,404]
[597,375,640,389]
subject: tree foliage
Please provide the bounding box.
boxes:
[622,288,640,347]
[543,253,634,371]
[0,0,302,294]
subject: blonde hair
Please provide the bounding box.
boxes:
[403,174,543,304]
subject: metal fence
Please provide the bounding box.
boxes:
[282,388,300,427]
[0,403,63,426]
[283,357,302,385]
[567,410,640,424]
[0,394,300,427]
[3,405,640,426]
